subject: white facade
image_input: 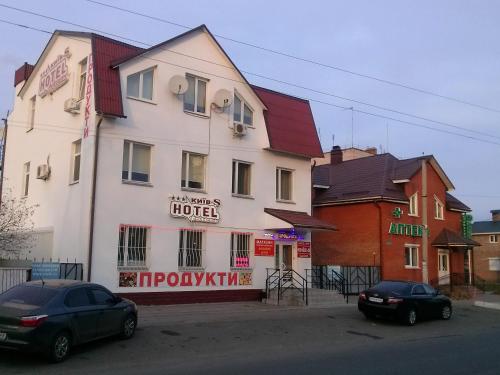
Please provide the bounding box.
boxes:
[4,28,320,296]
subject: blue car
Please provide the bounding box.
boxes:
[0,280,138,362]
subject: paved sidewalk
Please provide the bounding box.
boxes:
[473,292,500,311]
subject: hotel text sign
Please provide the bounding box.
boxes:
[170,196,221,223]
[38,48,70,98]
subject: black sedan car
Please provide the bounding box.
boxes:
[358,280,452,326]
[0,280,138,362]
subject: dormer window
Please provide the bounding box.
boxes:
[434,196,444,220]
[184,75,207,114]
[127,67,154,101]
[234,93,253,126]
[409,193,418,216]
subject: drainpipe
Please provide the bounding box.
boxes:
[0,114,8,204]
[87,116,103,282]
[374,201,384,280]
[421,159,429,283]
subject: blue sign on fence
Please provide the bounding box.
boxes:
[31,262,60,280]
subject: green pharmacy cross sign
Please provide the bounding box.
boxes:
[392,207,403,219]
[389,222,424,237]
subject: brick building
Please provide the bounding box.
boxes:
[312,147,478,286]
[472,210,500,283]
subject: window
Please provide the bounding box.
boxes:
[404,246,419,268]
[489,235,499,243]
[184,75,207,114]
[434,197,444,220]
[489,258,500,271]
[234,93,253,126]
[22,162,30,197]
[70,139,81,183]
[178,229,204,269]
[409,193,418,216]
[276,168,293,201]
[411,285,426,295]
[0,286,57,309]
[232,160,251,196]
[181,152,206,190]
[78,58,87,100]
[90,288,115,305]
[28,95,36,131]
[118,225,150,269]
[65,288,91,308]
[230,233,251,269]
[127,68,154,101]
[423,284,436,295]
[122,141,151,183]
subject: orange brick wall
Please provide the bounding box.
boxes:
[312,160,468,283]
[472,235,500,283]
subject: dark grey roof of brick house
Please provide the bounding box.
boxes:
[312,153,469,211]
[472,221,500,234]
[445,192,471,212]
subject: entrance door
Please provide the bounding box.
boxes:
[438,250,450,285]
[274,244,294,270]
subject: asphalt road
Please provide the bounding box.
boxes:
[1,301,500,375]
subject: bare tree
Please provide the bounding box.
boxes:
[0,189,37,258]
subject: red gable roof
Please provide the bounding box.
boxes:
[14,62,34,87]
[91,35,143,118]
[252,86,323,159]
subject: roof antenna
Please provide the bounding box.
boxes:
[332,134,335,148]
[350,107,354,148]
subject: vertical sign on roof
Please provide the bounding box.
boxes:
[83,54,93,139]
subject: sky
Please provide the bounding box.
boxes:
[0,0,499,221]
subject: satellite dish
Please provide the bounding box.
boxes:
[214,89,233,108]
[168,75,189,95]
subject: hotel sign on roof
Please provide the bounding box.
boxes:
[38,48,71,98]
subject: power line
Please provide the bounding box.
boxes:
[2,19,500,148]
[82,0,500,114]
[0,7,498,142]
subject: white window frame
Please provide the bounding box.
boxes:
[434,196,444,220]
[78,58,87,101]
[488,257,500,271]
[232,160,252,197]
[230,232,252,270]
[117,225,150,269]
[181,151,206,191]
[28,95,36,131]
[178,229,205,270]
[70,139,82,184]
[22,162,30,197]
[184,74,208,115]
[122,140,152,184]
[408,192,418,216]
[233,92,254,127]
[276,167,294,202]
[126,67,155,102]
[489,234,499,243]
[404,245,419,269]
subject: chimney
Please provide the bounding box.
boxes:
[14,62,34,87]
[365,147,377,155]
[330,146,343,165]
[492,210,500,222]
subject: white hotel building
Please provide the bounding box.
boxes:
[3,26,335,303]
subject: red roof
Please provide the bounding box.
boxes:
[252,86,323,158]
[91,35,143,118]
[264,208,337,231]
[14,63,34,87]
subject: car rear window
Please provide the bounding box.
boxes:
[372,281,412,295]
[0,285,58,310]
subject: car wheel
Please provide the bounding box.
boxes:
[120,314,136,339]
[48,331,71,363]
[404,308,417,326]
[441,305,452,320]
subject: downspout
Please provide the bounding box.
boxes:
[375,200,384,280]
[87,116,103,282]
[0,114,9,204]
[421,159,429,283]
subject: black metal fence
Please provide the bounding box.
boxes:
[311,265,380,296]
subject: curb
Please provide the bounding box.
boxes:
[474,301,500,311]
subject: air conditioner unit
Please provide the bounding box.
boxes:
[36,164,50,180]
[64,98,81,114]
[233,123,247,137]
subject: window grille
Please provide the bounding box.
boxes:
[178,229,204,269]
[230,233,251,269]
[118,225,149,269]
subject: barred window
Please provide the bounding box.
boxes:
[178,229,204,269]
[230,233,251,269]
[118,225,150,269]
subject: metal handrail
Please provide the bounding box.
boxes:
[265,268,308,305]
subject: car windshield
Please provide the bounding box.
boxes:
[371,281,412,295]
[0,285,58,310]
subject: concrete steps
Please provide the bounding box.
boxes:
[263,287,347,307]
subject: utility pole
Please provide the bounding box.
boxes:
[421,159,429,283]
[0,112,9,205]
